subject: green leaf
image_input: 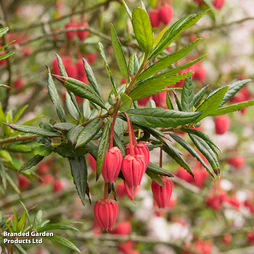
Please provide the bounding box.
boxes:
[14,244,27,254]
[129,72,192,101]
[53,74,106,109]
[22,114,44,125]
[149,10,209,59]
[55,143,93,158]
[17,210,26,232]
[122,0,132,19]
[125,108,202,128]
[210,100,254,116]
[67,125,84,145]
[146,162,173,178]
[6,173,20,194]
[13,208,18,232]
[219,79,251,107]
[53,122,76,131]
[0,150,13,163]
[65,92,79,121]
[0,27,9,37]
[132,8,153,53]
[166,92,174,110]
[146,171,164,187]
[19,201,32,228]
[148,0,158,8]
[33,210,43,230]
[113,132,126,157]
[111,24,130,83]
[0,160,6,191]
[169,133,214,177]
[189,134,220,176]
[76,119,103,148]
[82,99,91,120]
[0,50,17,61]
[195,86,229,122]
[96,121,110,180]
[162,142,193,176]
[34,145,52,157]
[0,103,9,136]
[139,39,201,80]
[181,127,222,153]
[37,223,79,232]
[13,105,28,123]
[128,53,139,76]
[68,156,87,206]
[98,42,118,97]
[181,75,194,112]
[140,0,148,13]
[47,66,66,122]
[83,58,102,99]
[42,235,80,253]
[119,93,132,112]
[193,84,209,108]
[173,91,183,111]
[3,122,60,137]
[0,84,11,89]
[18,155,44,172]
[0,40,15,53]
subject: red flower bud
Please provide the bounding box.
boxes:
[118,240,134,254]
[158,4,174,25]
[149,9,160,28]
[121,77,126,84]
[206,196,222,210]
[37,163,49,175]
[214,115,230,135]
[137,96,150,106]
[223,233,233,245]
[192,65,206,83]
[121,154,146,187]
[124,180,139,200]
[41,175,54,185]
[227,156,245,169]
[18,174,30,189]
[152,92,166,108]
[85,53,97,65]
[110,221,132,235]
[247,232,254,244]
[94,198,118,231]
[102,147,123,183]
[77,22,89,40]
[76,59,86,77]
[65,63,78,79]
[213,0,225,9]
[65,22,76,40]
[194,0,203,7]
[53,179,64,192]
[152,177,173,209]
[88,154,97,172]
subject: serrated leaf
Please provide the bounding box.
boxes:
[33,210,43,230]
[181,127,222,153]
[146,171,164,187]
[37,223,79,232]
[67,125,84,145]
[18,155,44,172]
[181,75,194,112]
[166,92,174,110]
[13,105,28,123]
[210,100,254,116]
[122,0,132,19]
[0,160,6,191]
[98,42,118,97]
[163,142,193,176]
[193,84,209,108]
[119,93,132,112]
[34,145,52,157]
[55,143,93,157]
[53,122,76,131]
[0,27,9,37]
[139,39,201,80]
[132,8,153,53]
[13,208,18,232]
[189,134,220,175]
[76,119,103,148]
[82,99,91,120]
[42,235,80,253]
[111,24,130,83]
[83,58,102,98]
[17,210,26,232]
[47,66,66,122]
[65,92,79,121]
[169,133,214,177]
[195,86,229,122]
[128,53,139,76]
[129,72,192,101]
[68,156,87,206]
[149,10,209,59]
[53,74,106,109]
[96,121,110,180]
[124,108,202,128]
[219,79,251,106]
[3,122,59,137]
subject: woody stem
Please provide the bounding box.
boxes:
[124,112,134,156]
[109,98,121,149]
[130,122,138,146]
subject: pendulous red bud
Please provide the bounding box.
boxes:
[158,4,174,25]
[149,9,161,28]
[65,22,77,40]
[214,115,230,135]
[212,0,225,9]
[76,22,89,40]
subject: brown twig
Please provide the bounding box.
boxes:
[0,135,39,145]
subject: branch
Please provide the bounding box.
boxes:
[185,16,254,35]
[218,246,254,254]
[0,134,39,145]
